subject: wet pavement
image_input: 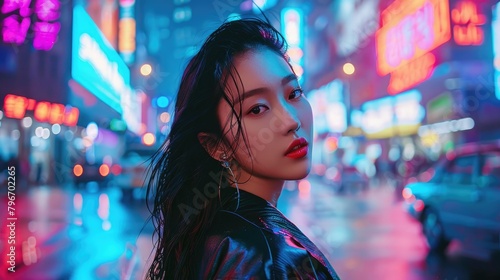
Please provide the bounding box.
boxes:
[1,184,154,280]
[1,178,499,279]
[279,177,500,280]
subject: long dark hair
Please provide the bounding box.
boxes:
[145,18,289,279]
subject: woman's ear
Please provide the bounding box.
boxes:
[197,132,227,161]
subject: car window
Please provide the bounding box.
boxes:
[442,155,477,185]
[480,152,500,187]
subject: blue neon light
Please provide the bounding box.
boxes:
[493,3,500,100]
[71,5,130,114]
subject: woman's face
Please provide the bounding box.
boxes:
[218,47,313,181]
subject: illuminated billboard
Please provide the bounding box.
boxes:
[3,94,79,126]
[376,0,451,94]
[71,6,142,134]
[308,79,347,135]
[493,2,500,100]
[72,5,130,115]
[281,8,304,81]
[452,1,486,46]
[361,89,425,139]
[118,0,136,64]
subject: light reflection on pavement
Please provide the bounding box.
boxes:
[1,179,499,279]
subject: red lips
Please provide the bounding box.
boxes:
[284,137,309,159]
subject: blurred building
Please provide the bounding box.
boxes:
[303,0,500,177]
[0,0,151,187]
[2,0,500,186]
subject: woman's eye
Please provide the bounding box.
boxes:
[289,88,303,100]
[249,105,268,115]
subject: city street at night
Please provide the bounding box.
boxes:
[2,0,500,279]
[1,179,499,279]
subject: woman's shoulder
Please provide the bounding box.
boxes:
[207,209,271,242]
[198,209,340,279]
[197,210,274,279]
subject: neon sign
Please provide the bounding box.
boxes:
[72,5,131,115]
[376,0,451,76]
[361,90,425,139]
[388,52,436,94]
[308,79,346,134]
[3,94,80,126]
[118,0,136,64]
[1,0,61,50]
[452,1,485,46]
[493,2,500,100]
[282,8,304,80]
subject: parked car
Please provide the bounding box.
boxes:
[323,164,369,193]
[72,160,112,188]
[403,141,500,255]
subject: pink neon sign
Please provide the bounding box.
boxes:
[33,21,61,50]
[376,0,451,76]
[1,0,61,51]
[1,0,32,16]
[2,15,31,44]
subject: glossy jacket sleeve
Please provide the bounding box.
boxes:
[200,235,273,279]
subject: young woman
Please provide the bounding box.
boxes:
[145,17,340,279]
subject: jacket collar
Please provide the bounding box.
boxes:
[218,186,337,276]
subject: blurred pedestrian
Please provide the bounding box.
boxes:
[145,18,340,279]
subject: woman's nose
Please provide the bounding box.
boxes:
[279,104,301,135]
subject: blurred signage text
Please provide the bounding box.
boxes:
[1,0,61,51]
[451,0,485,46]
[335,0,380,57]
[72,5,129,115]
[361,89,425,139]
[118,0,136,64]
[376,0,451,93]
[3,94,79,126]
[308,79,347,135]
[71,6,141,135]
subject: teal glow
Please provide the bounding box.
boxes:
[493,3,500,100]
[157,96,169,108]
[71,6,130,114]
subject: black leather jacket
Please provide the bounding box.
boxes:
[195,187,341,279]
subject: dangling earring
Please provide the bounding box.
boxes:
[219,153,240,211]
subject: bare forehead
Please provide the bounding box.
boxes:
[235,48,289,73]
[228,49,293,90]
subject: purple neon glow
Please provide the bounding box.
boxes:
[36,0,61,22]
[33,21,60,50]
[1,0,32,17]
[2,15,30,44]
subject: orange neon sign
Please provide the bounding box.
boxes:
[376,0,451,76]
[3,94,79,126]
[388,53,436,94]
[452,1,486,45]
[3,94,28,119]
[118,18,136,53]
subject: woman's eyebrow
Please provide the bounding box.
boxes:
[237,73,298,103]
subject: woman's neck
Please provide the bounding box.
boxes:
[231,175,284,207]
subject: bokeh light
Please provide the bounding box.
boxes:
[52,124,61,135]
[140,63,152,76]
[343,62,355,75]
[157,96,169,108]
[73,164,83,177]
[159,112,171,123]
[22,117,33,128]
[142,132,156,146]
